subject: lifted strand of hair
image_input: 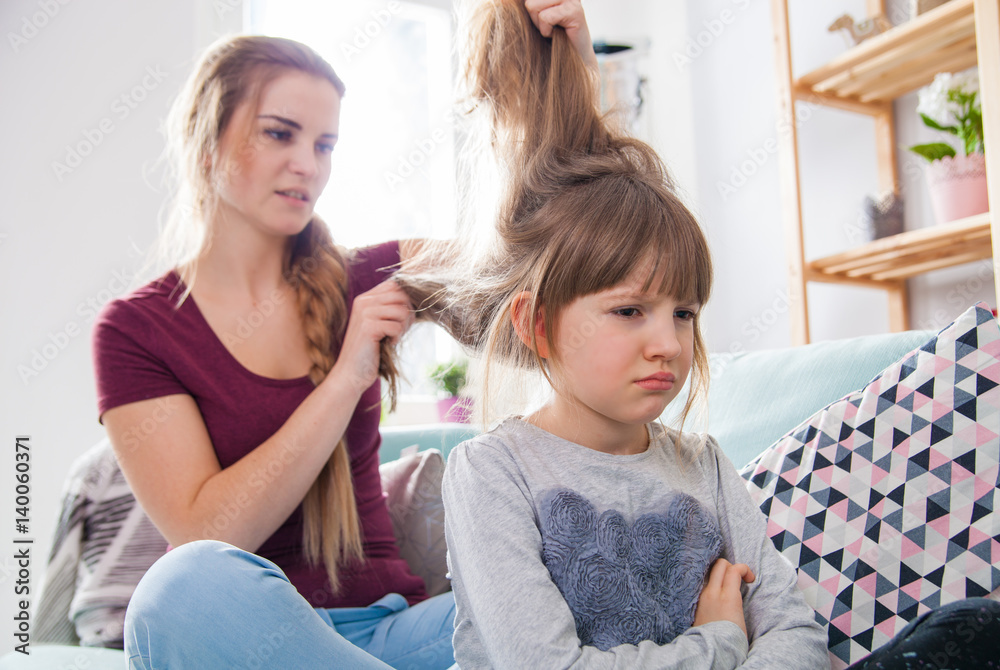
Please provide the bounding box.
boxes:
[433,0,715,436]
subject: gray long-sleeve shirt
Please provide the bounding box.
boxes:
[442,418,831,669]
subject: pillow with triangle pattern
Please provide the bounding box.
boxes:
[740,302,1000,669]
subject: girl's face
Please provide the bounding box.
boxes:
[539,268,698,454]
[214,70,341,239]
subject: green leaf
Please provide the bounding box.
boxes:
[919,113,957,134]
[428,360,468,396]
[908,143,956,161]
[968,107,984,154]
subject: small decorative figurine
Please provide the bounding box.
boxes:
[828,13,894,46]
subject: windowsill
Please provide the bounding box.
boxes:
[383,394,445,426]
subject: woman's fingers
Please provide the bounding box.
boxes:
[334,280,415,388]
[524,0,596,68]
[524,0,555,36]
[353,281,414,330]
[527,0,584,33]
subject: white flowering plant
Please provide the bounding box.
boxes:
[909,69,984,162]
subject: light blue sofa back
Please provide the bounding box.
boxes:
[382,330,936,472]
[380,422,478,463]
[664,329,934,470]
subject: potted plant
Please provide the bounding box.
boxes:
[428,359,471,423]
[908,68,987,224]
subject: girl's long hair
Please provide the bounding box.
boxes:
[415,0,713,428]
[162,35,404,594]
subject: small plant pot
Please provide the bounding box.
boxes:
[437,396,472,423]
[925,152,989,224]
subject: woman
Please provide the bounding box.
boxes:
[93,3,595,668]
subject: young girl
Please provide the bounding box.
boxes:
[440,2,1000,669]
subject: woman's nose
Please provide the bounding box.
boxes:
[288,143,318,178]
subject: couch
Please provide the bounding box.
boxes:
[4,304,997,669]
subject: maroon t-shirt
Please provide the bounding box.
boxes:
[92,241,427,608]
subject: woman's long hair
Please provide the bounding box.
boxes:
[416,0,713,429]
[162,35,404,594]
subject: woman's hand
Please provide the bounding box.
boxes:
[331,279,414,394]
[694,558,756,637]
[525,0,599,70]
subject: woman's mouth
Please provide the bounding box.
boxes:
[276,189,310,204]
[635,372,675,391]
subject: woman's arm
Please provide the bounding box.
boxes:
[104,279,413,552]
[398,238,455,269]
[444,437,751,670]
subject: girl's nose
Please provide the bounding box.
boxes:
[646,320,682,361]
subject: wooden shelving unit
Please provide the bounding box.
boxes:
[772,0,1000,344]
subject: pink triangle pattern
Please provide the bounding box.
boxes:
[740,304,1000,668]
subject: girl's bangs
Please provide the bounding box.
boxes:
[542,178,711,308]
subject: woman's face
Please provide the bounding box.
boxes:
[214,70,341,239]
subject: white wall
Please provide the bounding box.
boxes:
[682,0,995,355]
[0,0,238,639]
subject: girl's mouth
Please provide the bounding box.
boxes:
[635,372,675,391]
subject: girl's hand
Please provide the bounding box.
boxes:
[693,558,756,637]
[332,279,414,394]
[525,0,599,70]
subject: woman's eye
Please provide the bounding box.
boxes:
[316,142,335,155]
[264,128,291,141]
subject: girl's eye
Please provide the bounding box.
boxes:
[614,307,641,318]
[316,142,335,155]
[675,309,697,321]
[264,128,291,141]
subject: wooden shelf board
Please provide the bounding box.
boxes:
[797,0,976,104]
[807,212,992,283]
[849,240,988,278]
[872,248,990,280]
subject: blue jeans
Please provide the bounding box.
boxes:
[124,540,456,669]
[847,598,1000,670]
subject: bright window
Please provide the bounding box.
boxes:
[249,1,460,405]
